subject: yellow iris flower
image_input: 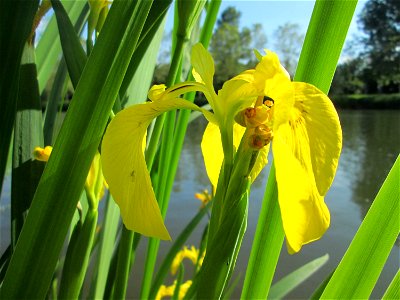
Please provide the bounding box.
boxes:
[101,43,342,253]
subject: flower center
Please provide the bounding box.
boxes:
[235,95,275,149]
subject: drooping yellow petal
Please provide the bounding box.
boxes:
[201,122,245,187]
[102,99,206,240]
[292,82,342,195]
[273,122,330,253]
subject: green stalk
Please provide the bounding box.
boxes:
[240,1,357,298]
[0,2,153,298]
[89,194,120,299]
[162,0,221,242]
[113,226,135,299]
[240,164,284,299]
[139,33,187,300]
[58,209,98,299]
[144,35,186,170]
[157,1,221,203]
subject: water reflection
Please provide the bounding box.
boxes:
[0,110,398,298]
[340,110,400,219]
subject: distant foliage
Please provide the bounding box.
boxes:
[209,7,267,90]
[273,23,304,77]
[332,0,400,95]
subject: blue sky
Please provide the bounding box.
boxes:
[165,1,367,60]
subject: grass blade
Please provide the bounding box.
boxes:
[36,0,86,92]
[321,155,400,298]
[0,1,153,298]
[0,0,38,194]
[51,0,87,88]
[89,194,120,299]
[11,43,45,249]
[268,254,329,299]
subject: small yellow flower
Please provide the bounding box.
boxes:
[171,246,200,275]
[155,280,192,300]
[33,146,53,161]
[194,189,212,208]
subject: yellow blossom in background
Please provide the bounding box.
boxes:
[171,246,202,275]
[33,146,107,203]
[33,146,53,162]
[155,280,193,300]
[194,189,212,208]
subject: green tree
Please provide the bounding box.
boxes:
[358,0,400,92]
[210,7,266,89]
[330,58,366,94]
[273,22,304,77]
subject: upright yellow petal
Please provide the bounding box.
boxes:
[102,99,205,239]
[292,82,342,195]
[201,122,245,187]
[218,77,259,124]
[191,43,219,111]
[265,73,294,129]
[273,122,330,253]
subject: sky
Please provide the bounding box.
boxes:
[165,0,367,61]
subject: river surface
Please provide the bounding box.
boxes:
[0,109,399,299]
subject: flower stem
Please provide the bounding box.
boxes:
[140,31,188,300]
[113,226,135,299]
[240,163,284,299]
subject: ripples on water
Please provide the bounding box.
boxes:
[0,110,399,298]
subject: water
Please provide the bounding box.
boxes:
[1,110,399,298]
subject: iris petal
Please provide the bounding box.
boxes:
[191,43,219,111]
[273,122,330,253]
[292,82,342,195]
[102,99,206,239]
[201,122,245,187]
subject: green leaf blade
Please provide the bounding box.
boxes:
[321,155,400,298]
